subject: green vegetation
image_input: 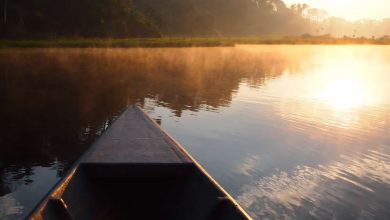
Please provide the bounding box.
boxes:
[2,0,305,38]
[131,0,299,36]
[1,36,389,49]
[234,35,390,45]
[0,38,234,48]
[1,0,159,38]
[130,0,390,37]
[1,0,389,39]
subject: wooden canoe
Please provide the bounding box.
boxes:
[28,106,251,220]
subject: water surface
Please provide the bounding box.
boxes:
[0,46,389,219]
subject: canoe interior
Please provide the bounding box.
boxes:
[29,106,250,219]
[40,164,246,220]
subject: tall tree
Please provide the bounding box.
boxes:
[1,0,160,38]
[3,0,6,24]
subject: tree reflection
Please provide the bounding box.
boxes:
[0,47,300,198]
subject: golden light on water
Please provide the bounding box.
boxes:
[315,78,370,111]
[235,46,390,219]
[300,67,380,129]
[238,46,389,130]
[309,56,383,113]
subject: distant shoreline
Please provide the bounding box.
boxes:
[1,37,389,48]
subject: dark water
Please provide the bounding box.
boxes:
[0,46,389,219]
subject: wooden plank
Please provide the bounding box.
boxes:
[83,106,192,164]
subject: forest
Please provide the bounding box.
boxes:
[0,0,160,37]
[1,0,389,38]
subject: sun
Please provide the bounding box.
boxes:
[283,0,390,20]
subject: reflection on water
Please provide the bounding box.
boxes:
[0,46,389,219]
[0,166,60,219]
[238,149,390,219]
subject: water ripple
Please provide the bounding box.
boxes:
[238,148,390,219]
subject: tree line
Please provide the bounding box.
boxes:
[1,0,389,38]
[0,0,159,38]
[131,0,311,36]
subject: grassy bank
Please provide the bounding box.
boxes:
[0,37,389,48]
[0,38,234,48]
[235,36,390,45]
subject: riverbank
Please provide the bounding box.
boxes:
[237,36,390,45]
[0,38,234,48]
[1,37,389,48]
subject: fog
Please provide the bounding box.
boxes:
[2,0,389,38]
[131,0,390,37]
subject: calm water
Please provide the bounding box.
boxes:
[0,46,389,219]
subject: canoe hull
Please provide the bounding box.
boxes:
[28,106,251,220]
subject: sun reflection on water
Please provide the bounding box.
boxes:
[234,46,390,219]
[245,50,390,130]
[317,78,370,110]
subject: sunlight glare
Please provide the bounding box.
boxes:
[318,78,369,110]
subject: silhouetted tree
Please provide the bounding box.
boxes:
[3,0,7,24]
[0,0,160,38]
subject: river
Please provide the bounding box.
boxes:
[0,45,389,219]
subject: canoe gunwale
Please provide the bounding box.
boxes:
[136,107,251,218]
[27,106,134,219]
[27,105,252,220]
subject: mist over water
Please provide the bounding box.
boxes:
[0,46,389,219]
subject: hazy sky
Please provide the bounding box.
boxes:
[283,0,390,21]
